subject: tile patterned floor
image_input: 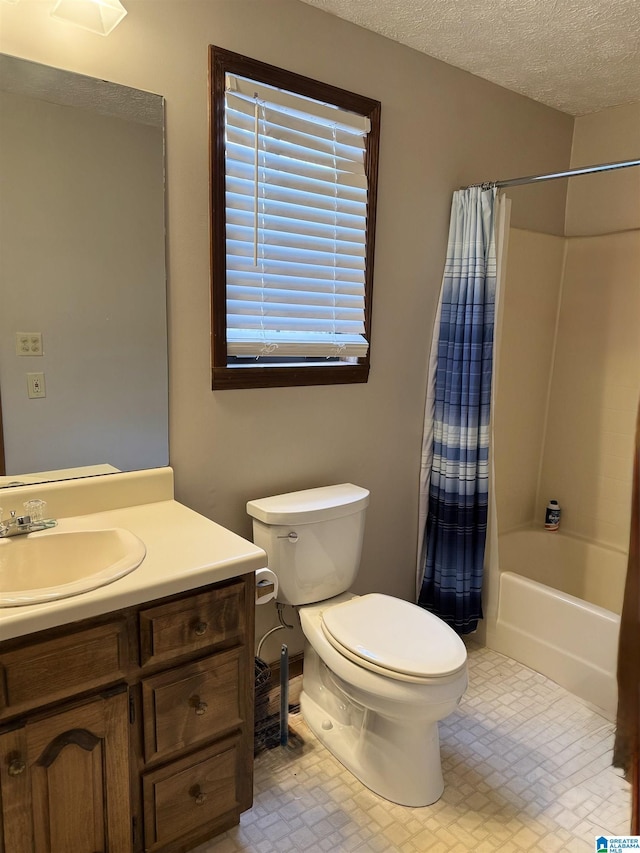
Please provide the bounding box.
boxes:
[193,643,631,853]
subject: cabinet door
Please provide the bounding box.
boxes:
[0,689,132,853]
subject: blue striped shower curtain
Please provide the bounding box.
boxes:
[417,186,498,634]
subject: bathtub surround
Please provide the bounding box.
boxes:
[485,104,639,722]
[491,228,566,535]
[538,227,640,548]
[498,529,626,614]
[494,102,640,550]
[418,187,500,634]
[492,529,625,716]
[493,221,639,546]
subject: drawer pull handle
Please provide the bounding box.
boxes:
[194,621,208,637]
[8,758,26,777]
[189,784,207,805]
[189,695,208,716]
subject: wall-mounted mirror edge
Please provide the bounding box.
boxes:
[0,53,169,490]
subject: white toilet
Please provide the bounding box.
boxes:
[247,483,468,807]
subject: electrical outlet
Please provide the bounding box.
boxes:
[27,372,46,399]
[16,332,43,356]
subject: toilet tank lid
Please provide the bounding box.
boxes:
[247,483,369,525]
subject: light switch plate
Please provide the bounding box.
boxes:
[16,332,43,356]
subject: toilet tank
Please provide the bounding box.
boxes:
[247,484,369,606]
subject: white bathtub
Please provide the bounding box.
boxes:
[489,529,627,717]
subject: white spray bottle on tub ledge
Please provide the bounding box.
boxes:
[544,500,561,530]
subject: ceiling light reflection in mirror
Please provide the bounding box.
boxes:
[51,0,128,36]
[2,0,128,37]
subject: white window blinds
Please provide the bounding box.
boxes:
[224,74,371,358]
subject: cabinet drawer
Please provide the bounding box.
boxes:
[0,621,128,718]
[142,735,240,852]
[139,581,245,667]
[142,647,243,763]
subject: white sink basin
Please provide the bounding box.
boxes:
[0,527,146,607]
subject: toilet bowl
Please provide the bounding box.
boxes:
[299,593,467,806]
[247,484,468,807]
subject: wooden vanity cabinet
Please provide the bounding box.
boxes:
[0,573,255,853]
[0,688,132,853]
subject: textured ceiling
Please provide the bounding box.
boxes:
[300,0,640,115]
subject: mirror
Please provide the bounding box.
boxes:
[0,54,168,489]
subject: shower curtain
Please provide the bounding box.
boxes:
[417,186,504,634]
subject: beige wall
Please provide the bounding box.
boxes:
[0,0,575,659]
[566,102,640,236]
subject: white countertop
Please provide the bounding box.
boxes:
[0,498,267,642]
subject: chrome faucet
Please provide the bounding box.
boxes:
[0,501,57,538]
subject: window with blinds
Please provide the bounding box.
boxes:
[210,47,380,389]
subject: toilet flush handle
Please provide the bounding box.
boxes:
[277,531,298,543]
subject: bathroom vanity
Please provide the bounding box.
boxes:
[0,469,266,853]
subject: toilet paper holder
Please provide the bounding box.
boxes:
[255,568,278,605]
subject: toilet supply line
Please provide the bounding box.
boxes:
[256,602,295,659]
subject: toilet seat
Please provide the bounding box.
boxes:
[321,593,467,684]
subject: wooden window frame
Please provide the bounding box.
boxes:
[209,46,380,390]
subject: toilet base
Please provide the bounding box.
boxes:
[300,672,445,807]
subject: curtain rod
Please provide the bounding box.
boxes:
[467,157,640,190]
